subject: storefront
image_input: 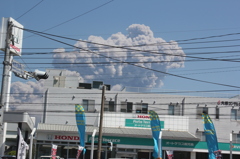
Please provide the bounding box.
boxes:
[34,123,240,159]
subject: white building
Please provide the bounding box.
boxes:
[34,69,240,159]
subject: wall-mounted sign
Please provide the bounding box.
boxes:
[0,17,24,56]
[125,119,164,129]
[217,100,240,106]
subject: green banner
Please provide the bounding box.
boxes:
[87,135,240,151]
[125,119,164,129]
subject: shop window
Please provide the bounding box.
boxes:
[105,101,115,112]
[168,103,180,116]
[215,107,220,119]
[196,107,208,119]
[82,99,95,112]
[136,103,148,114]
[121,102,133,113]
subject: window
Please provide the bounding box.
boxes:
[104,101,115,112]
[201,132,206,141]
[237,134,240,143]
[136,103,148,114]
[215,107,220,119]
[196,107,208,119]
[82,99,95,111]
[121,102,133,113]
[168,105,174,115]
[168,104,180,116]
[231,109,240,121]
[196,131,206,141]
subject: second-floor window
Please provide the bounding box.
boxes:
[121,102,133,113]
[82,99,95,112]
[168,104,180,116]
[231,109,240,121]
[196,131,206,141]
[136,103,148,114]
[215,107,220,119]
[104,101,115,112]
[237,134,240,143]
[196,107,208,119]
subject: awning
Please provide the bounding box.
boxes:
[37,123,200,141]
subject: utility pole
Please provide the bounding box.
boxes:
[0,21,13,156]
[97,85,105,159]
[0,17,48,156]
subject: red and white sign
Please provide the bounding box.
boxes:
[214,150,222,159]
[54,135,79,141]
[0,17,23,56]
[137,115,150,119]
[166,150,174,159]
[76,146,84,159]
[51,144,58,159]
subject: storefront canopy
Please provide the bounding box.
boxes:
[37,123,199,141]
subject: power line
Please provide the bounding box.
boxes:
[7,89,240,95]
[24,0,114,39]
[20,27,240,62]
[13,29,240,89]
[13,50,240,57]
[16,0,45,20]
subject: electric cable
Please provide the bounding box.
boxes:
[20,27,240,62]
[16,28,240,89]
[16,0,45,20]
[24,0,114,39]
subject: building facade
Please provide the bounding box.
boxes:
[34,69,240,159]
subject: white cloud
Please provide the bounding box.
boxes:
[111,84,123,91]
[9,24,185,115]
[52,24,185,88]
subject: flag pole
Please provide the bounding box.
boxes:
[230,132,233,159]
[158,131,162,158]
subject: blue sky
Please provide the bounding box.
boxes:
[1,0,240,96]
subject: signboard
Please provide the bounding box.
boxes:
[0,17,24,56]
[87,135,240,151]
[125,119,164,129]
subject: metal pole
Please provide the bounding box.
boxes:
[90,129,96,159]
[158,131,162,158]
[29,128,36,159]
[0,20,13,156]
[97,85,105,159]
[230,132,233,159]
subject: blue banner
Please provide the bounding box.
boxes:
[202,113,219,159]
[149,110,162,159]
[75,104,86,154]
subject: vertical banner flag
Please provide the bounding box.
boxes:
[17,128,29,159]
[202,113,221,159]
[149,110,162,159]
[75,104,86,154]
[76,146,84,159]
[166,150,174,159]
[51,144,58,159]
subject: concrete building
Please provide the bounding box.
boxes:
[34,69,240,159]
